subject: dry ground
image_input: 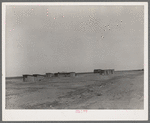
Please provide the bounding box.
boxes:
[5,71,144,109]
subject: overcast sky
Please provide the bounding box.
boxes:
[5,5,144,77]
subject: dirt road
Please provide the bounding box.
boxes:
[6,71,144,109]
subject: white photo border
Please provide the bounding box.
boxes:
[2,2,148,121]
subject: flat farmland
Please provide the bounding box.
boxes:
[5,71,144,109]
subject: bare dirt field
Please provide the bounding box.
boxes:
[5,71,144,109]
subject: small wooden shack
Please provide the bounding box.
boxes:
[23,74,46,82]
[46,73,53,77]
[33,74,45,82]
[23,75,35,82]
[58,72,70,77]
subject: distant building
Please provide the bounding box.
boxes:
[23,75,35,82]
[54,72,76,77]
[23,71,76,82]
[58,72,69,77]
[23,74,46,82]
[46,73,53,77]
[33,74,45,81]
[94,69,114,75]
[94,69,102,73]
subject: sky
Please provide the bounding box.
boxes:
[5,5,144,77]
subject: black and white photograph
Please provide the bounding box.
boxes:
[2,2,148,121]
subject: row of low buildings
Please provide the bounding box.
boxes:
[94,69,115,75]
[46,72,76,77]
[23,69,115,82]
[23,72,76,82]
[23,74,45,82]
